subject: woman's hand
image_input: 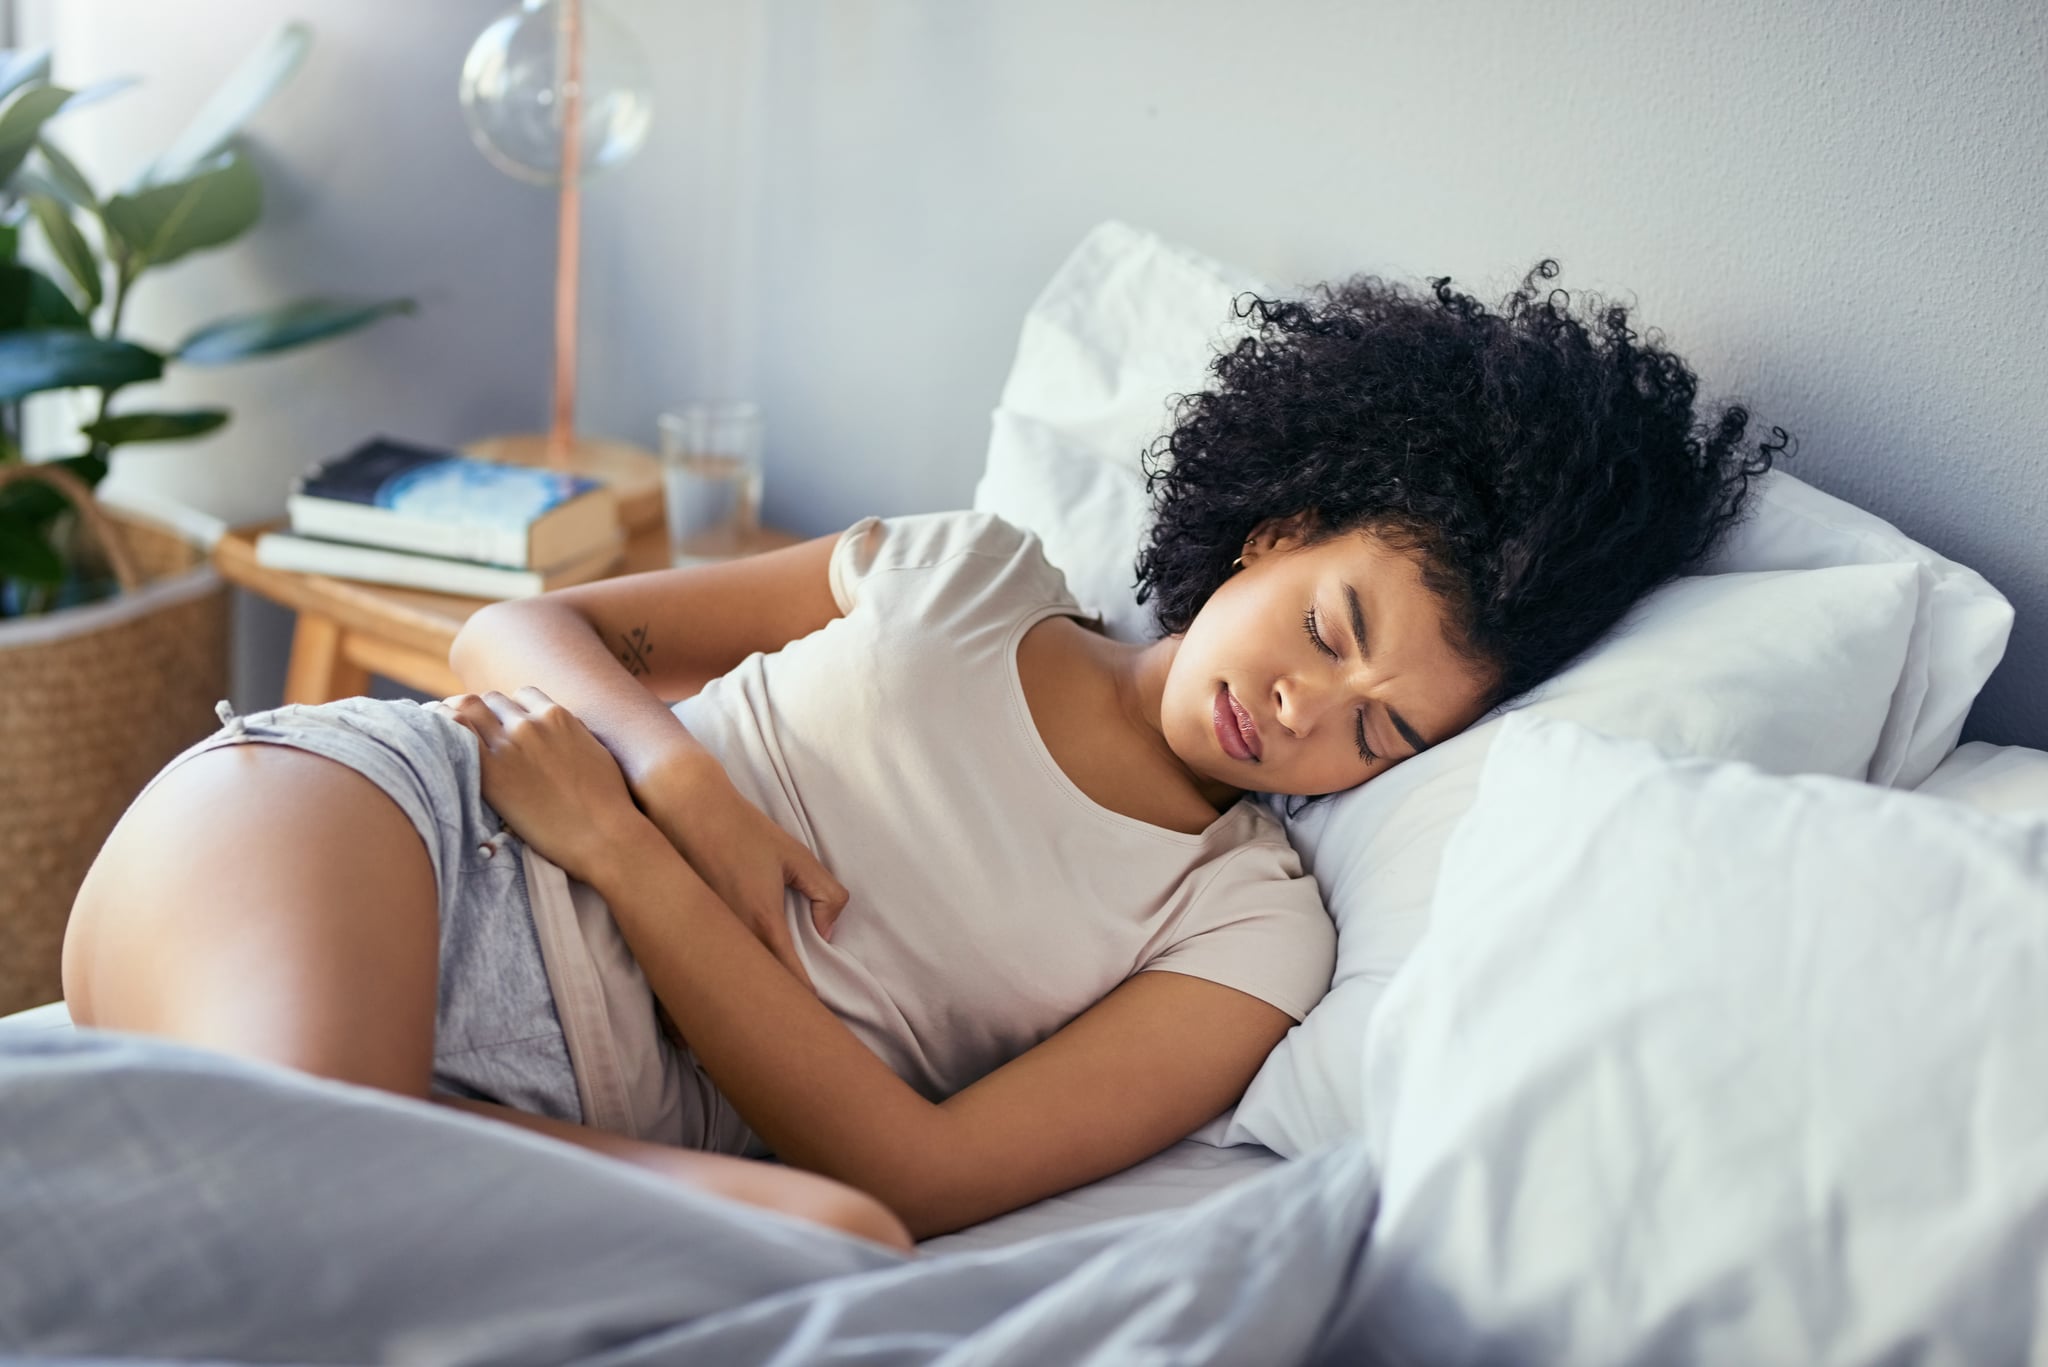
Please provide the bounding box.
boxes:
[631,764,848,996]
[436,688,648,886]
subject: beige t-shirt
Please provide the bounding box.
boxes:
[664,509,1337,1107]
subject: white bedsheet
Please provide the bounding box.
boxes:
[0,999,1286,1254]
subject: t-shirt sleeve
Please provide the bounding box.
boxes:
[1136,839,1338,1023]
[827,515,886,615]
[826,509,1074,620]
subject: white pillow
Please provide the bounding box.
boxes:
[975,410,1155,643]
[1354,713,2048,1364]
[973,218,2013,783]
[986,217,1278,480]
[1699,470,2013,788]
[1913,740,2048,817]
[1218,562,1919,1155]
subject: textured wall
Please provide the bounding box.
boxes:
[577,0,2047,749]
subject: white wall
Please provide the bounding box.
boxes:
[26,1,2048,747]
[574,0,2048,749]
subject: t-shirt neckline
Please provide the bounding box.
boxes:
[1004,604,1246,846]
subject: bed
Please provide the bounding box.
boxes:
[6,222,2046,1362]
[6,726,2046,1363]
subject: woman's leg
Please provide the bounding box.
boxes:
[433,1096,914,1251]
[63,742,441,1097]
[62,740,912,1252]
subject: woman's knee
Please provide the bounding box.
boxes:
[798,1184,915,1252]
[752,1168,914,1252]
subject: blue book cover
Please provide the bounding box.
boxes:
[297,436,605,530]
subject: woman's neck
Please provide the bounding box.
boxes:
[1095,630,1247,814]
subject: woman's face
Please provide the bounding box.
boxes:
[1162,517,1497,798]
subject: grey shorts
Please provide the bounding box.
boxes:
[131,695,584,1125]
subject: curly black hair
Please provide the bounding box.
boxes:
[1134,258,1791,719]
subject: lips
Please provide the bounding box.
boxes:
[1213,684,1263,762]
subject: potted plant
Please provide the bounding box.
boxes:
[0,25,416,1015]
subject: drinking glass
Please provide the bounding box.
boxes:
[658,400,763,566]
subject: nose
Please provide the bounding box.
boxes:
[1272,674,1348,741]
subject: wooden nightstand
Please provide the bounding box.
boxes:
[212,518,803,704]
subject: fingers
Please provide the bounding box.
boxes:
[442,691,513,743]
[476,690,526,728]
[442,688,558,743]
[511,684,558,714]
[788,853,851,940]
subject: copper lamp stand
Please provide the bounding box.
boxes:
[464,0,662,536]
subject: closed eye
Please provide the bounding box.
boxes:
[1301,606,1378,763]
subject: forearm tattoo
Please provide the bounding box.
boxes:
[612,623,656,677]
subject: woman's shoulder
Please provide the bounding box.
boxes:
[1141,815,1337,1022]
[1202,809,1317,894]
[829,510,1079,618]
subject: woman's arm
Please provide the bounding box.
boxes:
[446,530,846,794]
[591,819,1295,1240]
[449,598,720,795]
[447,535,858,984]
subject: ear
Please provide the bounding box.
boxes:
[1238,510,1321,565]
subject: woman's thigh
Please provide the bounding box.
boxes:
[63,740,442,1100]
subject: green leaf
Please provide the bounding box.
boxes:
[131,22,310,191]
[0,451,108,525]
[42,75,137,121]
[0,513,65,583]
[0,82,73,186]
[33,136,97,211]
[0,221,17,261]
[0,262,91,330]
[81,408,228,445]
[25,193,100,312]
[0,330,161,402]
[176,294,415,364]
[102,148,261,274]
[0,49,52,108]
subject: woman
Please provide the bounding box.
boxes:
[59,260,1784,1249]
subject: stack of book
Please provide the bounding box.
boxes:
[255,436,626,598]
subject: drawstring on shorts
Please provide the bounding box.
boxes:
[213,697,248,737]
[477,826,513,860]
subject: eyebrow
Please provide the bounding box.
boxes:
[1343,581,1433,756]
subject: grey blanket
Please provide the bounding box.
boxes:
[0,1030,1382,1365]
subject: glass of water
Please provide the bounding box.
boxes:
[658,400,764,566]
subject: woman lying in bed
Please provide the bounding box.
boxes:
[60,259,1782,1249]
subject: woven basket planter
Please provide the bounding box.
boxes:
[0,464,229,1017]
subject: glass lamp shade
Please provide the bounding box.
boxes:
[459,0,652,186]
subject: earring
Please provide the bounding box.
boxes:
[1231,555,1245,571]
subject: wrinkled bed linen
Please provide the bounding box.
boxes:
[917,1138,1288,1256]
[0,1029,1380,1366]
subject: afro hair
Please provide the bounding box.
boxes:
[1133,257,1791,712]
